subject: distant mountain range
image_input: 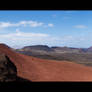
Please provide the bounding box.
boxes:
[15,45,92,66]
[16,45,92,53]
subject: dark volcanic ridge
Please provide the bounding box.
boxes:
[0,50,30,82]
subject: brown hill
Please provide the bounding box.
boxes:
[1,44,92,81]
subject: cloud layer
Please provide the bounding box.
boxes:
[0,29,87,48]
[0,21,54,28]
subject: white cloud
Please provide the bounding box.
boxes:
[0,20,49,28]
[0,30,88,48]
[0,28,75,48]
[0,29,49,38]
[0,22,20,28]
[74,25,87,29]
[18,21,44,27]
[0,29,51,48]
[48,23,54,27]
[29,22,43,27]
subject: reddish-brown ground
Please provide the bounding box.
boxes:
[0,44,92,81]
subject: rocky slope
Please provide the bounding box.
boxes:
[1,44,92,81]
[0,53,17,82]
[0,51,30,82]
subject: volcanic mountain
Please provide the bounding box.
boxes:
[1,43,92,81]
[16,45,92,66]
[22,45,54,52]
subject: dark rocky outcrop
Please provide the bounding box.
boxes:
[0,53,17,82]
[0,53,30,82]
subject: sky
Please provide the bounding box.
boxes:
[0,11,92,48]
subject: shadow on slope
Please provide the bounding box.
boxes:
[0,53,31,82]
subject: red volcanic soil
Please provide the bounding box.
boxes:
[1,44,92,81]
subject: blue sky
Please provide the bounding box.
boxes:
[0,11,92,48]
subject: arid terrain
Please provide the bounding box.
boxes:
[16,45,92,66]
[1,44,92,81]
